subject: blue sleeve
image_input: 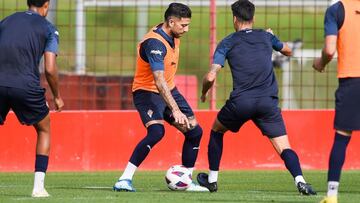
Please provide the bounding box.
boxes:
[45,22,59,54]
[324,2,344,36]
[271,34,283,51]
[140,39,167,71]
[213,34,233,67]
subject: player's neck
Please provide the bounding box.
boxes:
[161,23,174,39]
[28,7,46,17]
[236,23,253,32]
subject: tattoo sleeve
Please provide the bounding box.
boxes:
[153,70,180,112]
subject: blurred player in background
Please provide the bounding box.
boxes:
[113,3,208,192]
[0,0,63,198]
[197,0,317,195]
[313,0,360,202]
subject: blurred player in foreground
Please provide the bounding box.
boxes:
[313,1,360,203]
[0,0,63,198]
[197,0,317,196]
[113,3,207,192]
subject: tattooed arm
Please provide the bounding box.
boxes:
[153,70,190,128]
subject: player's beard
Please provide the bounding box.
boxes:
[171,31,183,38]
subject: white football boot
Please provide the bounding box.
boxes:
[185,182,209,192]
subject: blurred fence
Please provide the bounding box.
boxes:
[0,0,337,110]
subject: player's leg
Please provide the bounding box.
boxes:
[198,98,248,192]
[32,114,51,197]
[321,78,360,202]
[114,90,166,192]
[114,123,165,192]
[164,89,200,171]
[172,117,208,192]
[165,88,207,191]
[9,87,50,197]
[320,130,351,203]
[254,96,316,195]
[173,117,202,174]
[269,137,317,195]
[198,118,228,190]
[165,88,203,174]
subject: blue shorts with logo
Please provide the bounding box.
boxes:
[334,78,360,131]
[133,87,194,126]
[0,86,49,125]
[217,96,286,138]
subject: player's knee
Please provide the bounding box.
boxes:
[184,125,203,144]
[146,124,165,145]
[212,118,227,133]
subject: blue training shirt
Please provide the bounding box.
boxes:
[213,29,284,98]
[324,1,345,36]
[0,11,59,89]
[139,25,175,71]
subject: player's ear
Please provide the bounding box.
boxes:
[233,16,238,30]
[43,1,49,9]
[42,1,50,16]
[168,18,175,28]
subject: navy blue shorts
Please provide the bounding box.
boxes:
[133,87,194,126]
[334,78,360,131]
[0,86,49,125]
[217,96,286,138]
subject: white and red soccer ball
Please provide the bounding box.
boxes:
[165,165,192,191]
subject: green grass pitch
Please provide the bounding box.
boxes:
[1,170,359,203]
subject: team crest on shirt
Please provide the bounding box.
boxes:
[147,109,154,118]
[150,50,163,56]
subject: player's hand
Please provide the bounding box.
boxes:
[172,110,190,129]
[54,97,64,112]
[266,28,274,35]
[312,57,325,73]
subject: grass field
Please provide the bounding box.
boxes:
[1,170,360,203]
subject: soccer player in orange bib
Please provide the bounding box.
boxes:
[313,1,360,203]
[113,3,208,192]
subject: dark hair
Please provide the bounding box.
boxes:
[231,0,255,22]
[164,3,192,21]
[27,0,50,7]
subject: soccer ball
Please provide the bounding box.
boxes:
[165,165,192,191]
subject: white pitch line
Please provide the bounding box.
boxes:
[81,186,113,189]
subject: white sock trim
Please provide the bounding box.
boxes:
[119,162,137,180]
[327,181,339,197]
[294,175,306,186]
[33,172,46,190]
[187,167,194,176]
[208,170,218,183]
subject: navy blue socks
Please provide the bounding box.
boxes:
[208,130,224,171]
[182,125,203,168]
[35,154,49,172]
[280,149,303,178]
[129,124,165,167]
[328,132,351,182]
